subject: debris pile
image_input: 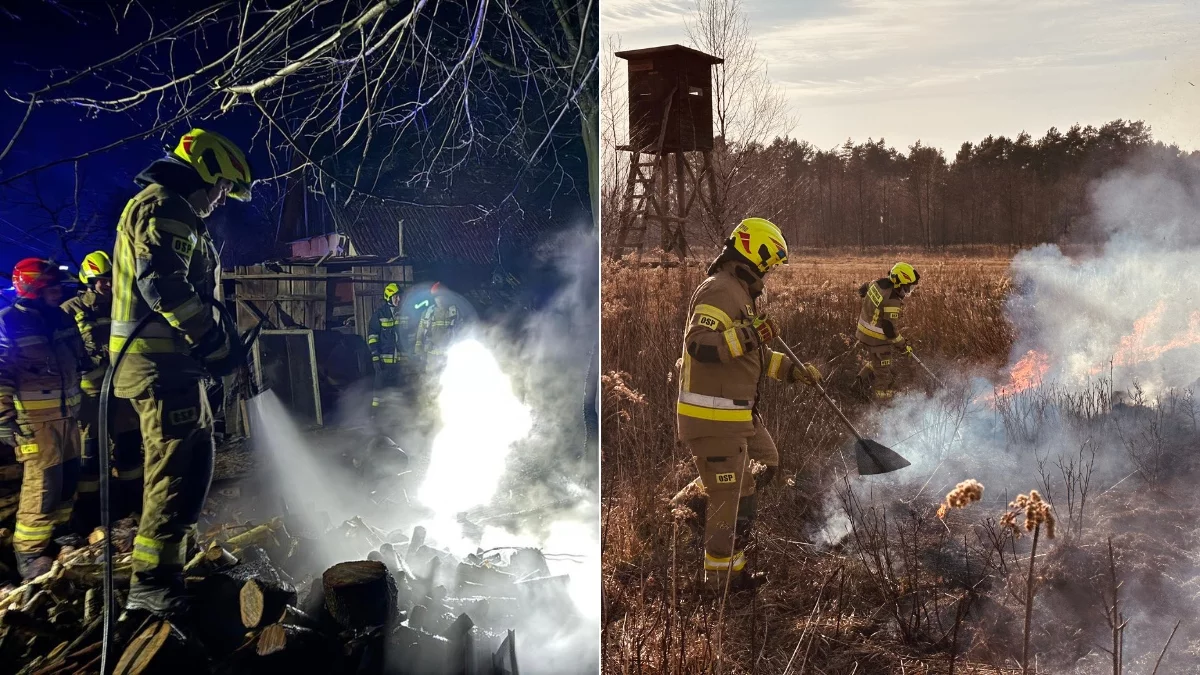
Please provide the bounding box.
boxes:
[0,513,571,673]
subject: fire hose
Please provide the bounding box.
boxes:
[97,300,249,673]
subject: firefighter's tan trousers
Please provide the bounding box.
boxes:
[76,392,144,532]
[13,418,81,559]
[857,343,898,400]
[129,384,214,594]
[685,422,778,578]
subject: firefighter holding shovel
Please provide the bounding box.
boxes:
[675,217,823,593]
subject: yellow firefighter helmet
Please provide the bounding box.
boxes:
[383,283,400,301]
[78,251,112,284]
[728,217,788,274]
[172,128,253,201]
[889,262,919,286]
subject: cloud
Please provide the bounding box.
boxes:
[602,0,1200,151]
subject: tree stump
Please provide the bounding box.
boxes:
[321,561,397,630]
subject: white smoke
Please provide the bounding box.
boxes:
[823,155,1200,671]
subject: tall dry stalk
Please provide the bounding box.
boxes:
[1000,490,1055,674]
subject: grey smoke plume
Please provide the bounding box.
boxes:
[250,227,599,673]
[818,154,1200,671]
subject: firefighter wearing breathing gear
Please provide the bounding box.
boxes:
[110,128,251,617]
[62,251,145,534]
[367,282,411,411]
[855,262,920,401]
[414,282,458,376]
[676,218,823,593]
[0,259,89,579]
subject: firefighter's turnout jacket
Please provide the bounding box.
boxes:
[110,183,222,398]
[855,278,906,349]
[368,303,410,368]
[855,278,906,400]
[676,262,800,441]
[0,299,86,566]
[60,289,111,397]
[415,304,458,359]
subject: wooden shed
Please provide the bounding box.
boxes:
[615,44,724,152]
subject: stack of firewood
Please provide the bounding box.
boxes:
[0,514,570,674]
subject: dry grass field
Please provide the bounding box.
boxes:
[600,254,1200,674]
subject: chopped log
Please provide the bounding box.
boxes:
[321,561,397,630]
[190,545,294,655]
[221,518,293,560]
[442,612,474,641]
[2,609,62,639]
[240,576,298,629]
[183,543,238,575]
[113,619,206,675]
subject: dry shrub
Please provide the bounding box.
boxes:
[601,254,1014,673]
[938,479,985,520]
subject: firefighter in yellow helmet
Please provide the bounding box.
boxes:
[676,218,823,593]
[110,128,250,616]
[367,282,412,412]
[854,262,920,401]
[61,251,145,535]
[0,259,89,579]
[414,282,459,376]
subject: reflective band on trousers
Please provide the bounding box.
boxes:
[14,522,53,543]
[110,320,181,354]
[704,550,747,572]
[677,392,754,422]
[133,534,163,564]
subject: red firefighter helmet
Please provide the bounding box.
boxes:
[11,258,63,299]
[430,282,443,295]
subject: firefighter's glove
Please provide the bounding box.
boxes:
[789,362,823,386]
[752,315,779,347]
[192,323,241,378]
[0,411,25,447]
[903,344,913,355]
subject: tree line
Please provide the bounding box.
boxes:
[604,119,1200,254]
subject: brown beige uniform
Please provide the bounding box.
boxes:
[0,300,87,569]
[676,263,799,576]
[854,279,906,400]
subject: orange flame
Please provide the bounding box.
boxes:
[990,350,1050,399]
[1088,301,1200,374]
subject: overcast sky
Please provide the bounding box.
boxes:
[602,0,1200,153]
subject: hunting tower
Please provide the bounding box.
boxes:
[611,44,723,260]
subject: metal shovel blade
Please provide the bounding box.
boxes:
[856,439,911,475]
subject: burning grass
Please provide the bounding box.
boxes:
[601,254,1200,673]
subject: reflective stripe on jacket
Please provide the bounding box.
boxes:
[367,303,410,364]
[0,301,86,423]
[109,183,220,398]
[675,263,794,440]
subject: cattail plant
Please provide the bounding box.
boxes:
[937,479,984,519]
[1000,490,1056,674]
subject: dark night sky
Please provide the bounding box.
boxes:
[0,1,594,276]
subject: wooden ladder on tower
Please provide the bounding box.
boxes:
[611,89,676,260]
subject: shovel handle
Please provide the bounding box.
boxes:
[772,337,866,443]
[907,350,946,388]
